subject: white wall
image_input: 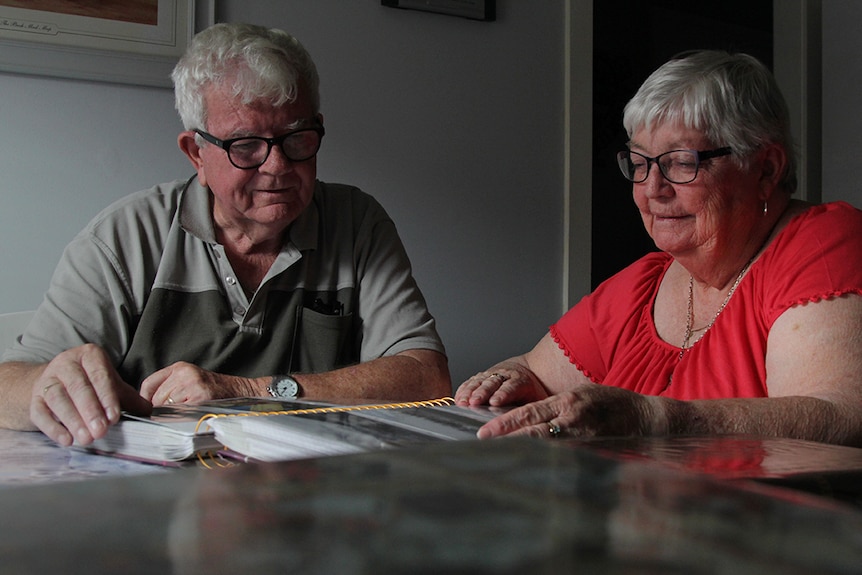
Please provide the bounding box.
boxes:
[0,76,189,306]
[0,1,566,386]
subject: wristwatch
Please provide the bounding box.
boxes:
[267,374,302,399]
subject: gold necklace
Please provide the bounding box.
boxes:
[678,258,753,361]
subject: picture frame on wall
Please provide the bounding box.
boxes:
[0,0,215,88]
[382,0,495,22]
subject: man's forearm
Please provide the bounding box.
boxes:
[0,361,45,431]
[254,350,451,402]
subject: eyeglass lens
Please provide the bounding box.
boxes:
[617,150,702,184]
[228,129,322,168]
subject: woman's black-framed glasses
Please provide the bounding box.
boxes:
[195,124,325,169]
[616,147,732,184]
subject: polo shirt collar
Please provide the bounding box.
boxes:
[178,176,320,252]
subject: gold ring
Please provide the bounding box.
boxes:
[42,381,61,396]
[548,422,562,438]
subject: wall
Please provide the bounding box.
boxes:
[822,1,862,206]
[0,1,565,386]
[5,1,854,389]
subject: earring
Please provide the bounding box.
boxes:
[763,201,768,216]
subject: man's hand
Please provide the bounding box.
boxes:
[139,362,257,406]
[29,344,152,446]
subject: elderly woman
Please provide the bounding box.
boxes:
[455,50,862,446]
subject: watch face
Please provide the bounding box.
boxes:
[272,376,300,398]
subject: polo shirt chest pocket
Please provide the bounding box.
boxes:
[293,304,355,373]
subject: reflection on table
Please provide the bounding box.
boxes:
[2,435,862,574]
[0,428,172,486]
[571,435,862,506]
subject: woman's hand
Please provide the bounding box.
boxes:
[475,383,665,439]
[139,362,257,406]
[455,360,549,407]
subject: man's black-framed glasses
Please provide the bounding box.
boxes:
[616,147,732,184]
[195,124,325,169]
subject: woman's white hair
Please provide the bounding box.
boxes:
[623,50,797,194]
[171,22,320,131]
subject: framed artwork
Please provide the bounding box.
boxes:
[0,0,215,87]
[382,0,495,22]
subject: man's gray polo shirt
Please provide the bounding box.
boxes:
[3,177,444,386]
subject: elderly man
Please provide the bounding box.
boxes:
[0,23,450,446]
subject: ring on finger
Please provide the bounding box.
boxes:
[166,396,175,405]
[490,372,506,381]
[42,381,62,396]
[548,422,562,438]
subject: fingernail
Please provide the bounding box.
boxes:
[88,417,106,435]
[55,430,74,448]
[104,406,119,422]
[74,426,92,445]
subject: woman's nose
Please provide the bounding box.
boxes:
[639,163,673,197]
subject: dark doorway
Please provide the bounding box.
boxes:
[591,1,773,289]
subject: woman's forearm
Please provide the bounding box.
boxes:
[656,395,862,446]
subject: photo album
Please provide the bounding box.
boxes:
[76,397,505,466]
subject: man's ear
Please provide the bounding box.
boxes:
[178,131,203,167]
[178,131,208,186]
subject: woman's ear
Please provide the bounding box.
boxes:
[758,142,787,192]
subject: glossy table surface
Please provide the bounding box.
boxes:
[575,435,862,503]
[3,432,862,574]
[0,428,173,486]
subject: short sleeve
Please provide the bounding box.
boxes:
[551,252,671,382]
[758,201,862,327]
